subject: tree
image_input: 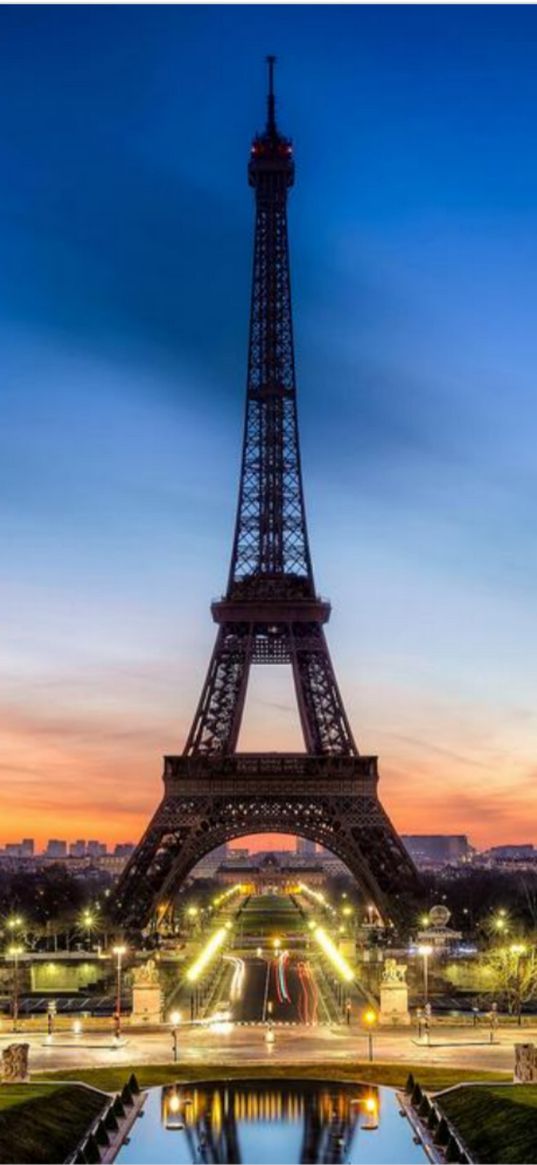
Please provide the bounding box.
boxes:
[483,945,537,1020]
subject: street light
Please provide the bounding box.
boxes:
[510,944,527,1026]
[112,944,127,1038]
[81,910,95,948]
[7,915,23,932]
[7,944,23,1032]
[417,944,433,1007]
[170,1010,181,1062]
[362,1007,377,1062]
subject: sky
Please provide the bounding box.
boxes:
[2,5,537,853]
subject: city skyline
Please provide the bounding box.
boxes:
[3,5,537,850]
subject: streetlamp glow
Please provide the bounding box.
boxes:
[7,943,24,1032]
[170,1010,181,1062]
[417,944,433,1007]
[362,1007,378,1061]
[112,944,127,1039]
[509,944,527,1026]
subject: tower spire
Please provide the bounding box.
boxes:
[266,53,276,134]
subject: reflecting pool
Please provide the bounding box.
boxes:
[115,1079,427,1164]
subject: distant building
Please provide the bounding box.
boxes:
[69,840,87,858]
[296,837,316,857]
[114,843,135,858]
[486,844,535,860]
[87,840,107,857]
[45,840,67,858]
[217,851,325,893]
[316,853,352,877]
[402,835,471,868]
[190,844,231,879]
[21,838,34,856]
[95,853,130,875]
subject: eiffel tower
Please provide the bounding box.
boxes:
[113,59,418,931]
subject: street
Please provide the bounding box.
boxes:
[6,1019,532,1077]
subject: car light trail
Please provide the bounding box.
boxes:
[297,961,309,1023]
[313,926,354,982]
[297,960,318,1025]
[186,927,229,982]
[223,955,246,1002]
[277,952,291,1003]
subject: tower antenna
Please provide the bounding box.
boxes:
[266,54,276,133]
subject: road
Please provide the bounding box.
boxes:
[7,1020,534,1077]
[220,953,323,1025]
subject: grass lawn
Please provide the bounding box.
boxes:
[439,1084,537,1164]
[35,1059,510,1095]
[0,1085,62,1114]
[0,1083,106,1164]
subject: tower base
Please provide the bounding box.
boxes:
[112,754,418,931]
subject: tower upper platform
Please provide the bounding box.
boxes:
[248,55,294,187]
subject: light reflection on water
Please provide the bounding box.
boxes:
[115,1080,427,1164]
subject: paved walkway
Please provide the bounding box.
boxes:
[7,1022,534,1076]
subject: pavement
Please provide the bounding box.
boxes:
[7,1021,535,1076]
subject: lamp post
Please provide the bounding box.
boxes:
[8,944,23,1032]
[510,944,527,1026]
[170,1010,181,1062]
[112,944,126,1039]
[81,910,95,950]
[362,1007,377,1062]
[417,944,433,1008]
[7,915,24,936]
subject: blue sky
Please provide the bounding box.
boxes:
[1,5,537,848]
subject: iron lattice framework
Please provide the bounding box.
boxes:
[113,60,418,931]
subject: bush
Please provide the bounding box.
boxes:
[95,1120,110,1148]
[445,1133,462,1162]
[120,1083,134,1108]
[434,1117,450,1147]
[410,1082,423,1108]
[104,1107,119,1132]
[418,1094,431,1119]
[427,1107,439,1131]
[83,1133,101,1164]
[112,1095,125,1119]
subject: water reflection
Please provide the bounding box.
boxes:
[117,1079,427,1164]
